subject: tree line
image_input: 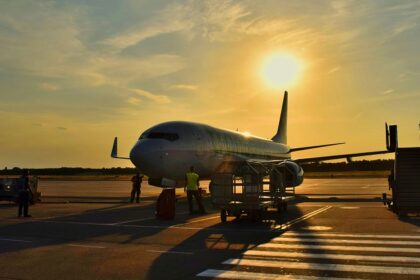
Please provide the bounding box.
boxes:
[0,167,138,176]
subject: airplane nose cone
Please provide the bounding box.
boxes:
[129,142,142,166]
[129,140,163,177]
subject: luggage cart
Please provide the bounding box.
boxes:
[210,161,295,222]
[383,147,420,215]
[381,125,420,215]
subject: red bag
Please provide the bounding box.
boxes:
[155,188,176,220]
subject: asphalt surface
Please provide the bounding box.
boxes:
[1,178,419,280]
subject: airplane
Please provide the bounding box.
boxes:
[111,91,391,188]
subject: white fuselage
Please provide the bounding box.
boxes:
[129,121,291,186]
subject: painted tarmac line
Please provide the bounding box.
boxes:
[0,237,32,243]
[197,269,358,280]
[300,183,320,188]
[110,216,157,225]
[274,206,332,230]
[283,232,420,240]
[39,219,217,231]
[224,258,420,275]
[171,215,220,227]
[244,250,420,263]
[79,212,194,226]
[42,220,116,227]
[258,243,420,253]
[35,219,268,233]
[272,237,420,246]
[35,207,331,233]
[67,244,106,249]
[147,249,193,255]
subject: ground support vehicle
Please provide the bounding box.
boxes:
[210,161,295,222]
[383,147,420,216]
[0,177,41,204]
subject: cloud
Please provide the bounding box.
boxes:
[102,19,187,51]
[185,0,251,41]
[391,20,417,36]
[39,82,60,92]
[56,126,67,131]
[364,91,420,103]
[328,66,341,74]
[0,2,86,79]
[93,54,185,85]
[382,89,395,95]
[172,84,199,91]
[127,96,141,105]
[101,0,252,49]
[131,88,171,104]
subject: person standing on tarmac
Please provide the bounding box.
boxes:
[130,172,143,203]
[185,166,206,214]
[18,169,32,218]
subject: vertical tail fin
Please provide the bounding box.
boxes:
[271,91,288,144]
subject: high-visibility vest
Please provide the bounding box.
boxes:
[186,172,199,191]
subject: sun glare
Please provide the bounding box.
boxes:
[260,53,302,89]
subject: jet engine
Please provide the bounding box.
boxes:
[275,160,304,187]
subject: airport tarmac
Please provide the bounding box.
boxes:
[1,178,419,280]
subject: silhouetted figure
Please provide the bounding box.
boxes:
[131,172,143,203]
[185,166,205,214]
[18,169,32,217]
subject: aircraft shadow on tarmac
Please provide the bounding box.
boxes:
[1,195,419,279]
[144,198,331,279]
[0,196,331,279]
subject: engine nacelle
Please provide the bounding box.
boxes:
[275,160,304,187]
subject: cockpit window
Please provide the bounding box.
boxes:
[139,132,148,139]
[140,132,179,141]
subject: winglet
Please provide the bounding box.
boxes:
[272,91,288,144]
[111,137,118,158]
[111,137,130,159]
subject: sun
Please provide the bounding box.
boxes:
[260,52,302,89]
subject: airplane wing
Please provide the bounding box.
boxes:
[293,123,396,163]
[244,150,392,165]
[289,142,345,152]
[294,150,391,164]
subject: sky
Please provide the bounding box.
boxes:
[0,0,419,168]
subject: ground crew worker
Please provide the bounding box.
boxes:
[130,172,143,203]
[18,169,32,217]
[185,166,205,214]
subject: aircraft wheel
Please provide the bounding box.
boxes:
[220,209,227,223]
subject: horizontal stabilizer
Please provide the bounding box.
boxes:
[290,142,345,153]
[111,137,130,160]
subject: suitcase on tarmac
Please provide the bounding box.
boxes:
[155,188,176,220]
